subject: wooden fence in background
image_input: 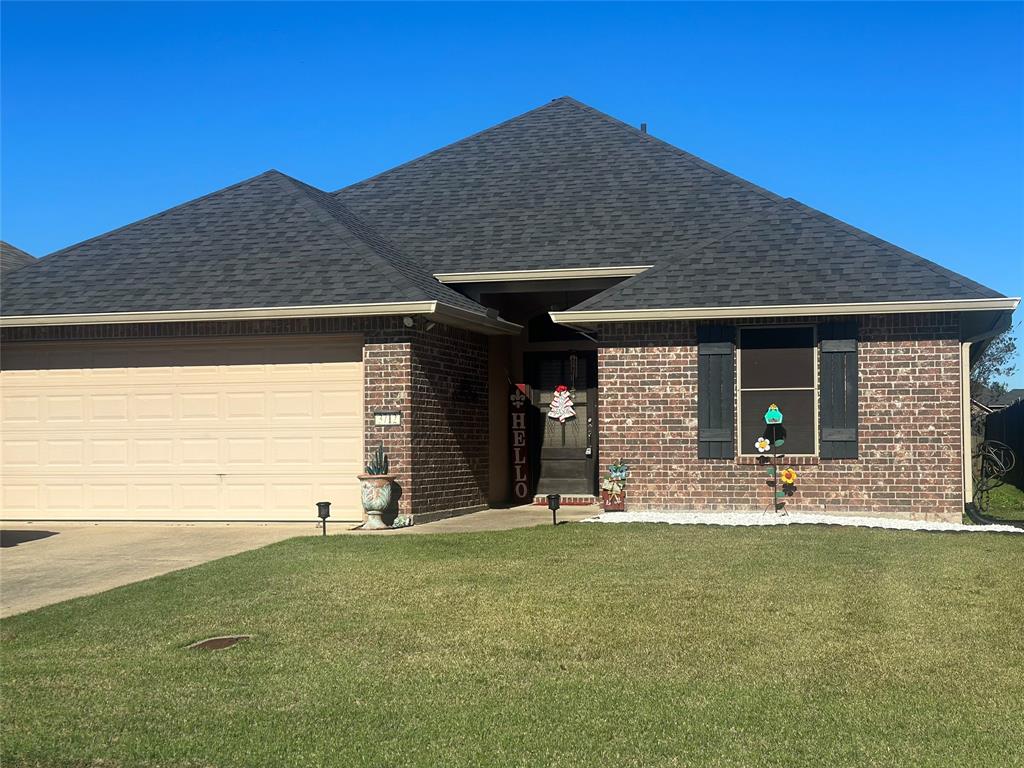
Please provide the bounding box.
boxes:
[985,399,1024,488]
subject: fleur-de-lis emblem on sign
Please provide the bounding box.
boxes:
[510,389,526,408]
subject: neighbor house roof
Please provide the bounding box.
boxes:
[994,388,1024,408]
[1,97,1013,328]
[1,241,35,274]
[1,170,515,331]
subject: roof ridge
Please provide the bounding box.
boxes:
[273,172,492,313]
[33,169,286,262]
[269,171,372,245]
[332,98,573,195]
[0,240,33,257]
[335,96,784,205]
[784,198,1000,299]
[555,98,783,204]
[269,172,429,288]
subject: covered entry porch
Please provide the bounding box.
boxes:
[472,285,614,507]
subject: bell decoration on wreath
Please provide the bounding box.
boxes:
[547,384,576,423]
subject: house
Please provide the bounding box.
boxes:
[0,97,1017,524]
[973,383,1024,410]
[992,388,1024,409]
[1,241,35,274]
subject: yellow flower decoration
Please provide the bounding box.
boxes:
[780,467,798,485]
[754,437,771,453]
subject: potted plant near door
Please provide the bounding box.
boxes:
[358,444,395,530]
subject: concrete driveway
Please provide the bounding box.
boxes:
[0,507,598,617]
[0,523,313,617]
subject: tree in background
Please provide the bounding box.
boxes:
[971,330,1019,404]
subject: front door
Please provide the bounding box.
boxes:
[525,351,597,497]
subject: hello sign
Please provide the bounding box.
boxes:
[509,383,532,502]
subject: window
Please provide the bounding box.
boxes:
[738,327,816,455]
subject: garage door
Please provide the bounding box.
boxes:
[1,335,364,521]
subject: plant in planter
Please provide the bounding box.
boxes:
[600,459,629,511]
[358,444,395,530]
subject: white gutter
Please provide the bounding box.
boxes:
[434,265,653,283]
[0,300,522,335]
[432,303,522,334]
[550,297,1021,324]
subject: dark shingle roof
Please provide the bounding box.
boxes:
[1,241,35,274]
[335,97,1003,309]
[571,199,1003,311]
[2,97,1005,320]
[994,388,1024,408]
[1,170,487,317]
[335,97,783,275]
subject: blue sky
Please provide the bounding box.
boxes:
[3,2,1022,383]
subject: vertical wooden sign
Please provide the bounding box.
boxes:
[509,383,532,502]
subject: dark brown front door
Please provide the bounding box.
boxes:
[525,351,597,497]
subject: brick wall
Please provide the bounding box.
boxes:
[409,326,490,519]
[2,316,491,522]
[362,335,414,519]
[3,310,962,521]
[598,313,964,522]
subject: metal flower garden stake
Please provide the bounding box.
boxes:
[755,403,797,513]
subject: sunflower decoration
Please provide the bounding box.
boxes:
[780,467,798,486]
[754,437,771,454]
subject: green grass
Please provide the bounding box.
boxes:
[3,524,1023,768]
[982,483,1024,522]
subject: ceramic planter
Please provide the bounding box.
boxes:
[358,474,394,530]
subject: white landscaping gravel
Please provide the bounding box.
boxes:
[582,511,1023,534]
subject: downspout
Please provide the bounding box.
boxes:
[960,341,973,508]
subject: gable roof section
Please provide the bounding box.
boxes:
[336,97,1009,313]
[335,97,783,274]
[1,170,511,330]
[552,198,1012,320]
[1,241,35,274]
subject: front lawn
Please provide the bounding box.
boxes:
[2,524,1022,767]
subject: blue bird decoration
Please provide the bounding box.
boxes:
[764,403,783,424]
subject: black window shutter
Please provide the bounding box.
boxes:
[697,325,735,459]
[819,321,859,459]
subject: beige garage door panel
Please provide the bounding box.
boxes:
[1,336,364,521]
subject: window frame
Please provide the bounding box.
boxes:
[736,324,819,457]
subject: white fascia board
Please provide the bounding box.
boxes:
[0,299,523,335]
[549,297,1021,324]
[0,302,440,327]
[434,265,653,283]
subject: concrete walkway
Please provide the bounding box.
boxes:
[361,504,598,535]
[0,505,596,617]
